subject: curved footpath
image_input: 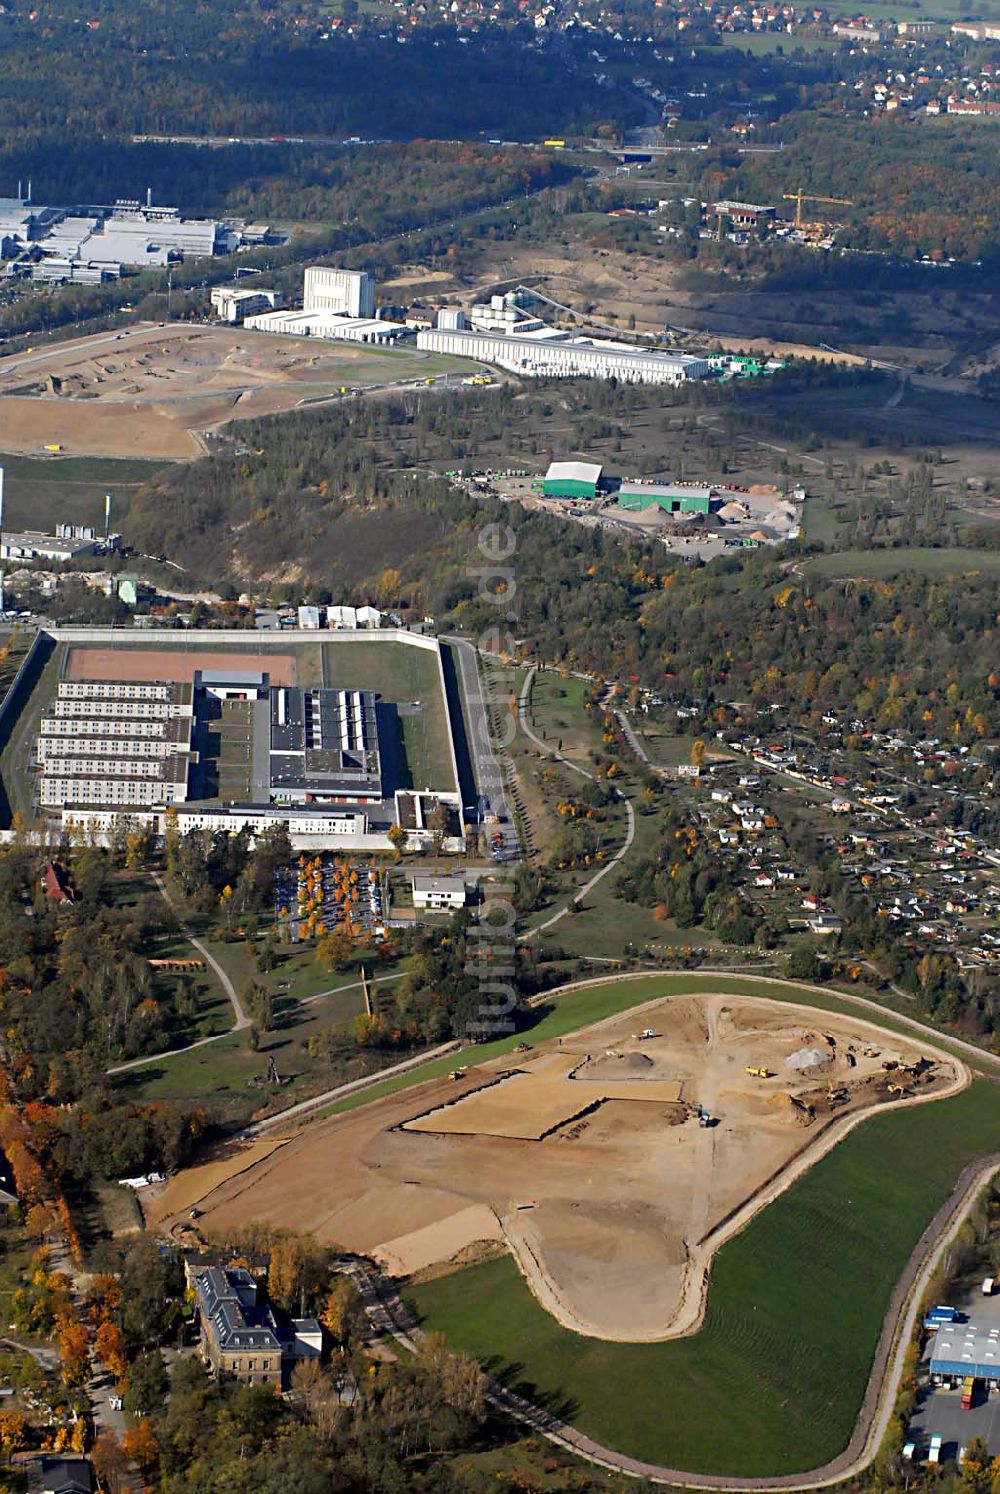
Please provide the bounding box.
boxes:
[517,665,636,936]
[359,1153,1000,1491]
[152,871,248,1030]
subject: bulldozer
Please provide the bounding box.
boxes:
[745,1066,771,1079]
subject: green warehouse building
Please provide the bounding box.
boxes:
[542,460,603,501]
[616,482,712,516]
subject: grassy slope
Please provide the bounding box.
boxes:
[316,971,998,1126]
[804,548,1000,579]
[409,1079,1000,1477]
[0,452,168,534]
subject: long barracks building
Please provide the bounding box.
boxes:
[416,327,710,385]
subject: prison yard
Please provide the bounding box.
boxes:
[0,628,459,841]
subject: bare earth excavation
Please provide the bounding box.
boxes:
[149,992,966,1342]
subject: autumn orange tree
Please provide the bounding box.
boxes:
[57,1317,90,1388]
[0,1408,27,1462]
[122,1417,158,1472]
[94,1320,128,1383]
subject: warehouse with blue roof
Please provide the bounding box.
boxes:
[929,1322,1000,1382]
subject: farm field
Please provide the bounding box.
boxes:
[146,984,965,1344]
[409,1078,1000,1477]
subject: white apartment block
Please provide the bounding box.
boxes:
[60,804,373,844]
[39,680,194,811]
[39,736,177,762]
[51,698,187,720]
[58,681,177,701]
[40,716,177,738]
[40,775,188,808]
[41,757,176,780]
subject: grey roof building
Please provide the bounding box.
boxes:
[195,1265,283,1385]
[194,1263,324,1388]
[269,686,382,803]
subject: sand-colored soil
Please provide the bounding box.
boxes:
[403,1051,682,1139]
[151,993,966,1342]
[0,398,203,460]
[375,1203,504,1276]
[66,647,297,685]
[153,1136,291,1220]
[0,325,437,461]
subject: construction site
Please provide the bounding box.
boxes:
[0,324,468,460]
[147,991,965,1343]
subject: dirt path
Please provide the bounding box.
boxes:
[152,872,248,1030]
[517,665,636,935]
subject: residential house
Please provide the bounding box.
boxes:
[28,1457,94,1494]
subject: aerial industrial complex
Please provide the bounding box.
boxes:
[0,190,270,284]
[243,267,407,346]
[218,267,713,383]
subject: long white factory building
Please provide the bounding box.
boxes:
[415,326,710,385]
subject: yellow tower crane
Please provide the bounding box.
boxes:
[782,189,854,228]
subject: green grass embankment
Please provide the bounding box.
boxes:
[409,1079,1000,1476]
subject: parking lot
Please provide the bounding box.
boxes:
[275,854,385,943]
[909,1288,1000,1462]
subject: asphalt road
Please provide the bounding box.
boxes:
[447,636,519,863]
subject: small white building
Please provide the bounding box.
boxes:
[297,605,322,630]
[327,604,383,630]
[210,286,283,323]
[411,874,467,911]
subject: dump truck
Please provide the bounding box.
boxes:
[43,443,63,452]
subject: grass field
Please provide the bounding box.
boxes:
[320,638,455,792]
[805,548,1000,579]
[0,452,168,534]
[409,1078,1000,1476]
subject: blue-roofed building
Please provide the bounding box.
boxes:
[929,1322,1000,1383]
